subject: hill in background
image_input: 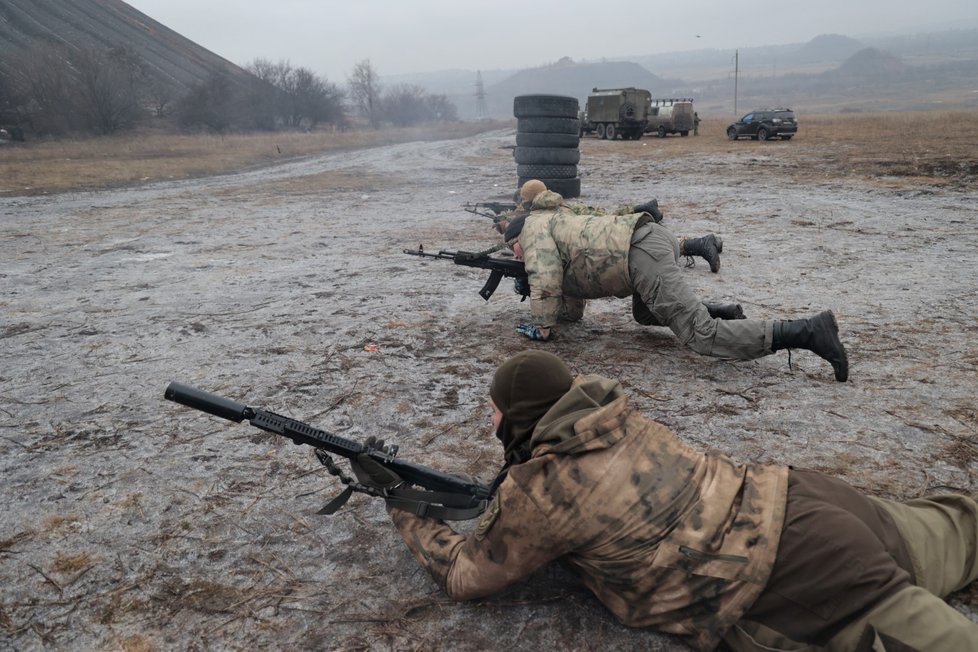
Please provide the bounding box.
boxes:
[2,0,977,127]
[0,0,255,97]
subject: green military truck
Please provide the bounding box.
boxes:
[581,87,651,140]
[644,98,695,137]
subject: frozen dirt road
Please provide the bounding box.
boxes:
[2,129,977,650]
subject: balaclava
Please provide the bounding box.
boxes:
[489,351,574,464]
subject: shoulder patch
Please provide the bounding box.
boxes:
[474,494,501,540]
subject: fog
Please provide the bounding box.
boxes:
[124,0,978,81]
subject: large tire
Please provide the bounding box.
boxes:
[657,125,667,138]
[596,123,606,139]
[513,95,579,119]
[517,164,578,179]
[513,147,581,165]
[516,132,580,148]
[517,117,581,135]
[519,176,581,199]
[605,123,617,140]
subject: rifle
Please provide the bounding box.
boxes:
[404,245,528,301]
[462,201,517,220]
[164,382,491,519]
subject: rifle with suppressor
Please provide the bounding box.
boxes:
[403,245,529,301]
[164,382,491,519]
[462,201,517,220]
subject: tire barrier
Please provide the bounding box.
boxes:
[513,94,581,198]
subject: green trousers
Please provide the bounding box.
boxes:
[725,493,978,651]
[627,223,774,360]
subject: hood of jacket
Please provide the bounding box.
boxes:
[528,374,626,455]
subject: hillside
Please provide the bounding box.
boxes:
[0,0,255,94]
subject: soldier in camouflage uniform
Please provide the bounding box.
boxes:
[497,180,723,273]
[356,351,978,651]
[504,181,849,382]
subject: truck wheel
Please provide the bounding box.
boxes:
[517,164,578,179]
[657,125,667,138]
[516,132,580,148]
[513,147,581,165]
[517,117,581,135]
[606,124,617,140]
[596,123,606,139]
[513,95,580,119]
[519,176,581,199]
[757,127,769,141]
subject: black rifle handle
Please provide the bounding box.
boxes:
[165,382,251,422]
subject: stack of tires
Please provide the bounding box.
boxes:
[513,94,581,199]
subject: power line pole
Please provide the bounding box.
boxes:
[475,70,489,120]
[733,49,739,117]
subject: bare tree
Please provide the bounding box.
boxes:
[176,70,235,132]
[3,44,78,134]
[381,84,459,127]
[246,58,346,130]
[348,59,381,128]
[73,45,146,134]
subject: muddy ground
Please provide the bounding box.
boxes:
[2,129,977,651]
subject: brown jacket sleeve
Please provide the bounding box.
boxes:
[388,476,570,601]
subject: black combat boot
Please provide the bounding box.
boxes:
[632,292,657,325]
[705,303,745,320]
[680,234,721,273]
[772,310,849,382]
[632,199,663,222]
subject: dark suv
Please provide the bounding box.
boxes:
[727,108,797,141]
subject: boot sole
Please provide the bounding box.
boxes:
[821,310,849,382]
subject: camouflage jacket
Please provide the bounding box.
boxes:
[519,190,651,327]
[389,375,789,651]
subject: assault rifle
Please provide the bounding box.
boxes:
[164,382,491,519]
[404,245,528,301]
[462,201,517,220]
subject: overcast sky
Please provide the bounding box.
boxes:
[125,0,978,81]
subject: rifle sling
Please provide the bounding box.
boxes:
[318,481,488,520]
[386,484,488,521]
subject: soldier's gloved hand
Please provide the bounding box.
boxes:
[364,436,390,454]
[351,449,403,493]
[516,323,552,341]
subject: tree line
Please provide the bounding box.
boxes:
[0,44,457,137]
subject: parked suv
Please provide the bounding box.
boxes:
[727,108,797,141]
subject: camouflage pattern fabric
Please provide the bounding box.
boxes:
[389,374,789,651]
[519,190,650,327]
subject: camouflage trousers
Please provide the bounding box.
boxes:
[627,223,774,360]
[725,474,978,651]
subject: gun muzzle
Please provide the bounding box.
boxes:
[164,382,252,422]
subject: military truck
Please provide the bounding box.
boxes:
[582,87,651,140]
[644,98,695,137]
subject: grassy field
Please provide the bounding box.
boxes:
[0,121,509,197]
[582,109,978,188]
[2,110,976,197]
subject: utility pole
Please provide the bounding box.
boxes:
[733,49,739,117]
[475,71,489,120]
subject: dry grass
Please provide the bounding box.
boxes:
[4,110,976,197]
[0,121,509,196]
[583,109,978,187]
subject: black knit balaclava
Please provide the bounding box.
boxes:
[490,351,574,465]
